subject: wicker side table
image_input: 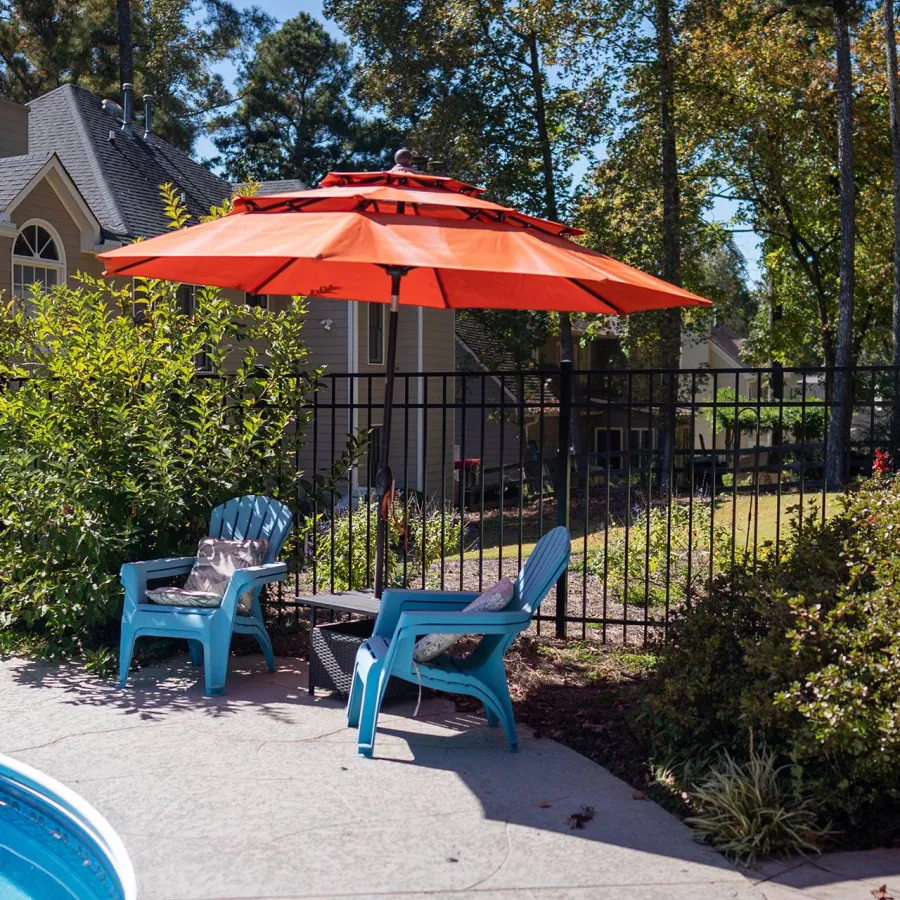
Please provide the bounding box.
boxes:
[309,618,411,702]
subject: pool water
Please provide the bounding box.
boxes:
[0,756,135,900]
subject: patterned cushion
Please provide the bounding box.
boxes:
[145,587,223,608]
[412,577,516,663]
[146,537,268,615]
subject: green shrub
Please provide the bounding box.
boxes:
[0,276,322,656]
[309,496,461,591]
[641,476,900,842]
[581,502,735,609]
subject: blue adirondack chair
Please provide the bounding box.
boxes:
[118,495,293,696]
[346,525,570,757]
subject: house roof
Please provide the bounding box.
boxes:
[27,84,232,242]
[455,317,559,407]
[253,179,310,195]
[0,151,53,210]
[711,323,744,365]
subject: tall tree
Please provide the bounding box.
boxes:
[0,0,269,150]
[826,0,858,488]
[325,0,608,363]
[210,14,396,185]
[116,0,133,87]
[886,0,900,371]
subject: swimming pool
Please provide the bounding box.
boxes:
[0,753,136,900]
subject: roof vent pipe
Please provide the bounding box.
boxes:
[121,83,134,136]
[143,94,153,139]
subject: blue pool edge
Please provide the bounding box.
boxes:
[0,752,137,900]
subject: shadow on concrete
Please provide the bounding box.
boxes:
[8,653,337,724]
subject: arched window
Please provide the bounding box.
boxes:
[12,221,66,299]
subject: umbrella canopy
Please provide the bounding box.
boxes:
[100,170,710,315]
[100,170,712,597]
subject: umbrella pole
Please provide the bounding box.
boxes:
[374,266,409,598]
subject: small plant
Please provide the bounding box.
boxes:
[83,646,118,679]
[581,501,734,609]
[686,746,826,866]
[308,495,462,591]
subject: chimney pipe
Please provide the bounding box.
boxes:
[121,83,133,136]
[143,94,153,139]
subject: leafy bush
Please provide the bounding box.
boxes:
[581,501,735,609]
[308,495,461,591]
[703,387,826,447]
[0,275,322,655]
[686,746,826,864]
[642,476,900,842]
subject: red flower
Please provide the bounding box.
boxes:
[873,449,893,475]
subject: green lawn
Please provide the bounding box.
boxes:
[464,491,844,560]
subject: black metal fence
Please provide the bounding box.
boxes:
[280,364,899,644]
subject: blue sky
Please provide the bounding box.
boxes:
[195,0,762,283]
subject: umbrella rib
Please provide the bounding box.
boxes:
[433,268,451,309]
[110,256,160,275]
[568,278,624,315]
[249,259,299,295]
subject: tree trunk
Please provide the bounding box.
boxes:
[117,0,134,88]
[886,0,900,455]
[825,1,856,489]
[527,31,575,366]
[656,0,682,493]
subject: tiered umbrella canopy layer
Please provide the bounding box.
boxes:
[100,170,711,315]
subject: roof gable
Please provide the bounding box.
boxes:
[27,84,231,242]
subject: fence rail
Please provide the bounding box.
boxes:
[280,363,900,644]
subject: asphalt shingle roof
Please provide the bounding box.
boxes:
[27,84,232,241]
[455,317,559,407]
[0,151,52,210]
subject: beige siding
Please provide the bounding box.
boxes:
[5,176,100,299]
[0,99,28,158]
[355,304,455,500]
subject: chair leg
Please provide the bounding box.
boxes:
[356,668,387,758]
[485,707,499,728]
[202,635,231,696]
[346,666,363,729]
[118,628,136,688]
[187,639,203,667]
[481,662,518,752]
[253,625,276,673]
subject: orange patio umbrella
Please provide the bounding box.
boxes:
[100,170,711,595]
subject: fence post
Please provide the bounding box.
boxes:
[555,358,572,639]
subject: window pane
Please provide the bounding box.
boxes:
[177,284,195,314]
[37,227,59,260]
[245,293,267,309]
[13,232,31,256]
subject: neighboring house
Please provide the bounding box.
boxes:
[0,85,454,496]
[456,316,757,489]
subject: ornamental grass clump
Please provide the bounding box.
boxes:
[686,746,826,865]
[641,475,900,846]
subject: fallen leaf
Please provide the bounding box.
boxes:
[568,805,595,829]
[632,790,646,801]
[871,886,894,900]
[537,800,552,808]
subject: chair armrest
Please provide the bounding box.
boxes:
[396,609,531,637]
[218,562,288,615]
[374,589,482,639]
[120,556,196,580]
[120,556,197,614]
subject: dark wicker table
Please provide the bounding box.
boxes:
[301,591,409,700]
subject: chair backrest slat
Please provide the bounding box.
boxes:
[515,526,570,615]
[208,495,293,562]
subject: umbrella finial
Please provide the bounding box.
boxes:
[391,148,419,173]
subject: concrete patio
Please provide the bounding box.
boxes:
[0,654,897,899]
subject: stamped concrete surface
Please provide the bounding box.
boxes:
[1,653,775,899]
[743,852,900,900]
